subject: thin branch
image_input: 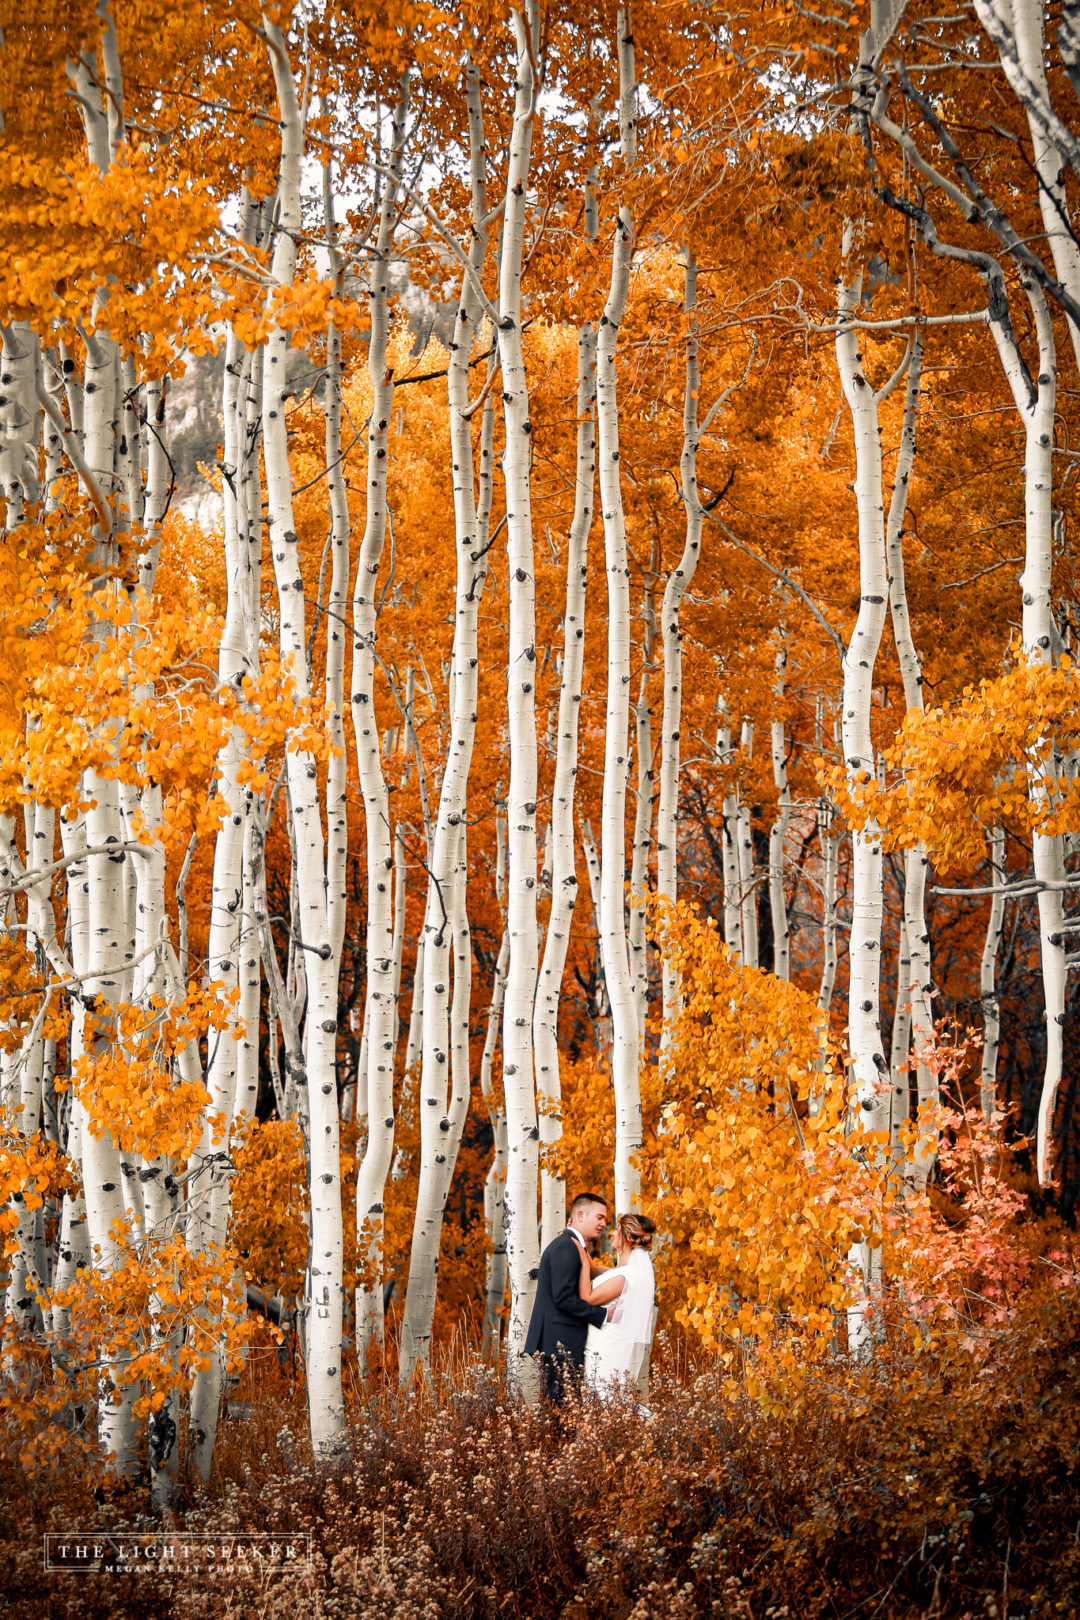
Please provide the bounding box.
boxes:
[702,509,847,660]
[939,555,1023,589]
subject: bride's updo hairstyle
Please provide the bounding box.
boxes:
[616,1213,656,1251]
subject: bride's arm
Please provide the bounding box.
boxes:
[577,1248,624,1307]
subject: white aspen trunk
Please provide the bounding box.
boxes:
[658,252,704,1045]
[985,275,1064,1184]
[52,814,90,1335]
[817,706,841,1020]
[41,348,66,516]
[187,196,266,1478]
[889,911,912,1159]
[234,813,261,1129]
[403,932,425,1088]
[348,77,409,1369]
[398,70,494,1383]
[482,803,510,1354]
[769,647,792,982]
[0,324,40,526]
[717,715,743,961]
[818,809,840,1015]
[261,16,346,1459]
[72,201,141,1466]
[123,771,183,1502]
[582,821,613,1059]
[481,929,510,1355]
[902,846,937,1186]
[628,600,655,1054]
[975,0,1080,372]
[497,1,543,1365]
[597,205,639,1218]
[46,147,123,1420]
[534,325,596,1252]
[81,774,139,1469]
[980,827,1007,1117]
[0,799,64,1331]
[835,241,893,1355]
[7,1009,45,1332]
[737,725,758,970]
[883,335,936,1185]
[595,9,641,1220]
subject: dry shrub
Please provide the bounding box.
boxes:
[2,1290,1080,1620]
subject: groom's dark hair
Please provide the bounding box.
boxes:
[569,1192,607,1216]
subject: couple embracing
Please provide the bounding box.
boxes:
[523,1191,656,1404]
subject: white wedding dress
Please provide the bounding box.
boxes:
[584,1247,656,1398]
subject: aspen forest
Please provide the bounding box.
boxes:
[5,0,1080,1614]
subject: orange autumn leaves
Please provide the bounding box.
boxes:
[0,1222,258,1476]
[66,986,241,1161]
[641,902,876,1371]
[827,656,1080,869]
[0,524,335,831]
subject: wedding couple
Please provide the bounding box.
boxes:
[523,1191,656,1404]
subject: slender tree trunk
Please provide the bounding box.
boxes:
[261,16,346,1459]
[769,645,792,983]
[628,593,655,1053]
[350,76,410,1370]
[482,805,510,1354]
[889,911,912,1160]
[881,334,937,1184]
[658,249,704,1047]
[835,238,897,1352]
[980,827,1007,1117]
[717,714,743,961]
[985,277,1065,1183]
[595,9,641,1219]
[737,725,758,970]
[534,325,596,1252]
[497,0,543,1363]
[187,193,266,1480]
[975,0,1080,373]
[398,69,494,1382]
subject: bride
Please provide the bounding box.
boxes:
[576,1212,657,1397]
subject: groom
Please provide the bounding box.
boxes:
[524,1191,610,1404]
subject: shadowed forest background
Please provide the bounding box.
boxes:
[2,0,1080,1615]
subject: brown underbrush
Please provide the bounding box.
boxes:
[3,1292,1079,1620]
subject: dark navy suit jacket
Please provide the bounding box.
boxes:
[524,1229,608,1364]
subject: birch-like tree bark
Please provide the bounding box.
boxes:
[657,249,703,1047]
[597,10,642,1216]
[981,268,1065,1182]
[482,807,510,1354]
[497,0,544,1361]
[397,248,495,1381]
[835,236,902,1352]
[349,76,410,1369]
[768,644,792,982]
[187,193,267,1476]
[882,336,937,1185]
[582,820,613,1059]
[889,911,912,1160]
[260,16,346,1458]
[398,63,497,1381]
[628,594,655,1052]
[61,40,142,1465]
[534,324,596,1252]
[980,827,1007,1117]
[973,0,1080,373]
[737,724,758,970]
[717,711,743,961]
